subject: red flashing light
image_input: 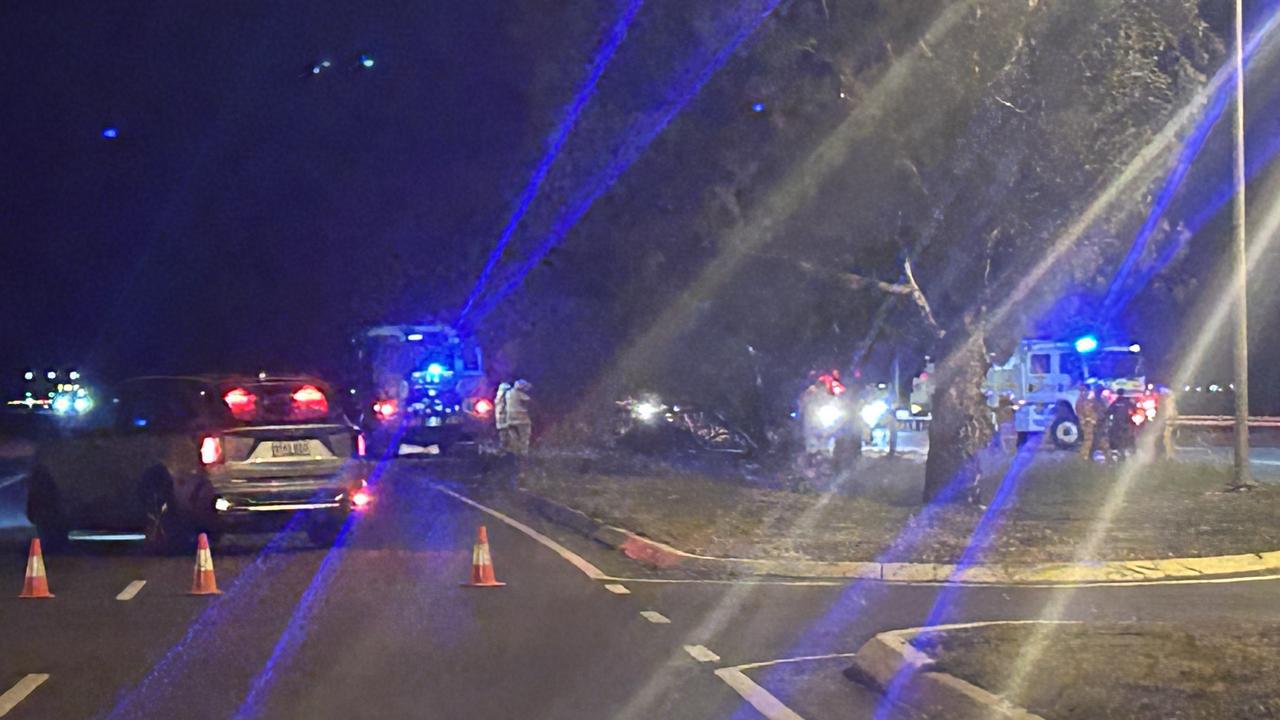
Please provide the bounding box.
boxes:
[200,436,224,465]
[223,387,257,420]
[356,433,367,457]
[291,384,329,416]
[473,398,494,416]
[373,399,398,420]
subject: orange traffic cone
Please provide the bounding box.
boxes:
[19,538,54,599]
[189,533,221,595]
[463,525,505,588]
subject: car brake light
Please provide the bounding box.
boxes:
[356,432,367,457]
[223,387,257,420]
[373,399,398,420]
[473,398,493,416]
[292,384,329,416]
[200,436,224,465]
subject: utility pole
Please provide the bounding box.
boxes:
[1230,0,1254,490]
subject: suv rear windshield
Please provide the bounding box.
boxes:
[216,380,344,425]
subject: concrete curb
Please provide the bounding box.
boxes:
[516,488,1280,584]
[846,621,1073,720]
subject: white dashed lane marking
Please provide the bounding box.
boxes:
[116,580,146,601]
[640,610,671,624]
[714,668,804,720]
[604,583,631,594]
[683,644,720,663]
[0,674,49,717]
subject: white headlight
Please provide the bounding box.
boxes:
[860,400,889,427]
[817,403,844,428]
[633,401,661,422]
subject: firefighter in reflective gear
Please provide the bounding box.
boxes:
[494,382,512,453]
[1074,385,1101,460]
[505,379,533,455]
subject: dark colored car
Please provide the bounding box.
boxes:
[24,375,370,552]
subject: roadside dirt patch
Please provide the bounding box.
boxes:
[519,452,1280,564]
[911,622,1280,719]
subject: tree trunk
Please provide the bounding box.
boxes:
[923,334,992,504]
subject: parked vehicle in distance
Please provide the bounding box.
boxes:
[25,375,370,553]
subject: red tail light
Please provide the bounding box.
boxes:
[473,398,494,416]
[373,399,398,420]
[291,384,329,417]
[351,488,372,509]
[223,387,257,420]
[200,436,224,465]
[356,432,367,457]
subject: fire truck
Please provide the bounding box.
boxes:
[352,324,493,457]
[985,336,1150,448]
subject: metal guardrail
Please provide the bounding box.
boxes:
[1172,415,1280,428]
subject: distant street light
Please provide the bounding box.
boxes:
[1230,0,1254,490]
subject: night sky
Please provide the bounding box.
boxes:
[0,3,583,385]
[4,2,1280,411]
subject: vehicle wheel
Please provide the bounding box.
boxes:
[25,471,69,551]
[1050,417,1081,450]
[306,515,346,546]
[142,482,191,555]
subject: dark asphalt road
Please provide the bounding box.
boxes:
[2,461,1278,720]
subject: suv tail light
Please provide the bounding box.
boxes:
[224,387,257,421]
[356,432,367,457]
[200,436,224,465]
[472,398,494,417]
[291,384,329,417]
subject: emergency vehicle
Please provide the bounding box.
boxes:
[352,324,493,457]
[985,337,1149,448]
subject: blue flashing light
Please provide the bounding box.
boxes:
[406,333,424,342]
[1074,335,1099,354]
[1129,343,1141,353]
[101,126,118,139]
[359,54,375,68]
[752,102,765,113]
[426,362,446,376]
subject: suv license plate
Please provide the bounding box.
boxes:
[271,440,313,457]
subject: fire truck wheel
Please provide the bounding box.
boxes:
[1050,417,1081,450]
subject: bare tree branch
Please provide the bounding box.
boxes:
[901,257,945,338]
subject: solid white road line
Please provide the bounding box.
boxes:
[116,580,146,601]
[0,674,49,717]
[640,610,671,624]
[683,644,720,663]
[713,668,804,720]
[430,484,608,580]
[604,583,631,594]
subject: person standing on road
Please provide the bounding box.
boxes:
[1074,385,1100,461]
[505,379,533,456]
[493,382,512,453]
[1105,388,1137,461]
